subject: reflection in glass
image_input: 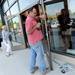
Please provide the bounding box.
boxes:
[19,0,38,11]
[68,0,75,18]
[67,0,75,55]
[3,0,9,12]
[6,10,10,19]
[8,0,16,6]
[46,2,64,19]
[10,3,19,16]
[46,2,65,51]
[8,16,24,45]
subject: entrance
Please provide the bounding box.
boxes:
[20,12,29,48]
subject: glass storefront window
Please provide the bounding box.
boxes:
[45,1,75,56]
[8,0,16,6]
[10,3,19,16]
[46,2,64,18]
[6,10,11,19]
[45,2,64,51]
[12,17,19,30]
[19,0,38,11]
[3,0,9,12]
[68,0,75,18]
[8,19,13,30]
[8,16,24,44]
[67,0,75,55]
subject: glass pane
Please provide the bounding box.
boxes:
[45,2,65,51]
[19,0,38,11]
[8,0,16,6]
[3,0,9,12]
[10,3,19,16]
[46,2,64,18]
[8,16,25,45]
[6,10,10,19]
[67,0,75,55]
[68,0,75,18]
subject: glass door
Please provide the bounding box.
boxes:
[66,0,75,55]
[43,0,75,58]
[45,1,66,52]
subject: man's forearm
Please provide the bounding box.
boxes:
[27,25,37,35]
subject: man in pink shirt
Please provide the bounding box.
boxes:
[25,7,46,75]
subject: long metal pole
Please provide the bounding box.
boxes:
[40,0,53,70]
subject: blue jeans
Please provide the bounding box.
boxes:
[29,41,46,73]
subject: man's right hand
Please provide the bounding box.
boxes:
[36,23,41,28]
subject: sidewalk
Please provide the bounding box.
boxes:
[0,48,75,75]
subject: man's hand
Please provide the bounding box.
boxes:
[36,23,41,28]
[40,14,46,19]
[27,23,41,35]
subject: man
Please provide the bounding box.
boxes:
[25,7,47,75]
[57,9,71,50]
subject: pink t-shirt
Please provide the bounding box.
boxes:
[25,16,43,45]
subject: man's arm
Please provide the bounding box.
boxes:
[27,23,41,35]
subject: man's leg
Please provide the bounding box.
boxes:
[36,41,46,73]
[29,47,37,73]
[67,35,72,49]
[61,31,68,51]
